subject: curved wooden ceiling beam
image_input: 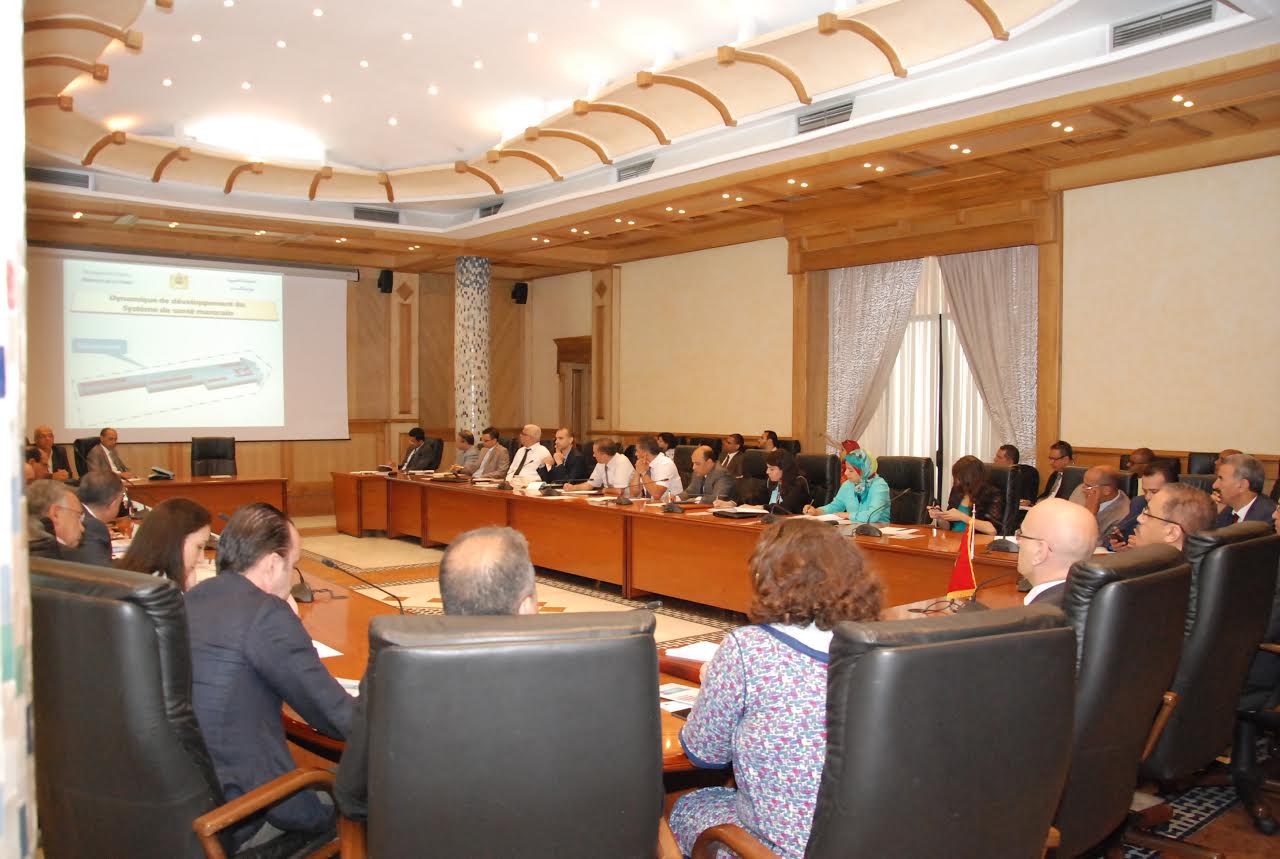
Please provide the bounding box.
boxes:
[573,99,671,145]
[81,130,125,165]
[151,145,190,182]
[817,13,907,79]
[308,166,333,201]
[525,127,613,165]
[25,95,74,111]
[716,46,811,106]
[25,56,109,82]
[454,161,503,195]
[636,71,735,127]
[223,161,263,195]
[376,172,395,203]
[24,18,144,51]
[486,148,564,182]
[963,0,1010,41]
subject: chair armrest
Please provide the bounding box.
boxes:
[339,816,366,858]
[284,713,346,762]
[691,824,779,859]
[657,817,681,859]
[1259,643,1280,656]
[1141,691,1180,763]
[192,768,336,859]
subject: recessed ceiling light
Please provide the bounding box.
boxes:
[169,222,179,228]
[961,148,971,155]
[734,196,743,202]
[1063,125,1074,133]
[543,238,551,243]
[359,59,369,68]
[677,209,685,214]
[1183,101,1194,108]
[799,182,808,188]
[255,229,266,235]
[313,8,323,16]
[531,237,540,242]
[949,144,959,150]
[191,34,202,42]
[721,193,730,199]
[276,40,287,48]
[528,32,539,43]
[388,116,398,126]
[402,32,413,40]
[1051,121,1061,128]
[1172,94,1184,102]
[321,93,332,103]
[473,59,484,70]
[665,206,673,211]
[875,165,884,172]
[582,230,590,235]
[452,0,462,6]
[614,218,622,223]
[787,178,796,184]
[223,0,234,6]
[590,0,599,7]
[72,211,83,219]
[427,84,439,96]
[570,227,578,233]
[162,78,173,87]
[627,220,635,225]
[863,162,872,168]
[241,81,252,90]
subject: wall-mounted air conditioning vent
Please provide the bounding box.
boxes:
[616,159,655,182]
[478,201,504,218]
[353,206,400,224]
[798,99,854,135]
[1112,1,1213,50]
[26,166,92,189]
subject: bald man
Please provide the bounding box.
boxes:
[1068,465,1130,545]
[1018,498,1100,608]
[1128,483,1216,553]
[31,426,71,481]
[506,424,547,481]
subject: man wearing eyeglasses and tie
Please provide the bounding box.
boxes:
[26,479,86,559]
[506,425,549,482]
[1032,440,1075,504]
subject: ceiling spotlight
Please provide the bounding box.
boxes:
[427,84,439,95]
[359,59,369,68]
[402,32,413,40]
[543,238,551,243]
[787,178,796,184]
[224,0,234,6]
[1183,101,1194,108]
[665,206,673,212]
[614,218,622,223]
[162,78,173,87]
[255,229,266,235]
[191,34,202,42]
[582,230,590,235]
[875,166,884,172]
[799,182,808,188]
[1051,120,1061,128]
[570,228,578,233]
[313,8,324,16]
[169,222,179,228]
[276,40,287,48]
[677,209,685,214]
[863,162,872,168]
[241,81,252,90]
[627,220,635,225]
[528,32,539,43]
[321,93,332,103]
[721,193,730,199]
[949,144,959,150]
[734,196,743,202]
[531,237,540,242]
[1172,94,1184,102]
[473,59,484,70]
[590,0,600,8]
[334,239,341,244]
[452,0,462,6]
[1062,125,1074,133]
[961,148,971,155]
[72,211,83,219]
[388,116,398,126]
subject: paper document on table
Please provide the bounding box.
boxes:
[563,489,601,495]
[312,640,342,659]
[878,526,918,536]
[659,683,700,706]
[665,640,720,663]
[804,513,843,523]
[336,678,361,697]
[350,470,383,475]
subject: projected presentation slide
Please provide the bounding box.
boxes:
[63,259,285,429]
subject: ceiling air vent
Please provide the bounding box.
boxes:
[478,201,504,218]
[616,159,655,182]
[353,206,400,224]
[26,166,92,189]
[1112,1,1214,50]
[905,166,945,177]
[798,99,854,135]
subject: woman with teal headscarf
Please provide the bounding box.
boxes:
[802,443,891,523]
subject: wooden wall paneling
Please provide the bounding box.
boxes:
[1036,193,1064,475]
[589,267,620,432]
[234,441,285,479]
[346,269,391,420]
[488,278,528,429]
[791,266,829,454]
[388,273,420,423]
[418,272,456,467]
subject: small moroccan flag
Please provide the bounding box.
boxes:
[946,525,977,600]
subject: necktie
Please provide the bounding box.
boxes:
[1230,512,1239,524]
[513,448,529,477]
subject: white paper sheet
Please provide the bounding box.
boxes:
[312,640,342,659]
[665,641,720,662]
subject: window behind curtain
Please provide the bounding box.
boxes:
[859,258,997,503]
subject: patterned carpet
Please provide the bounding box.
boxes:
[1124,784,1241,857]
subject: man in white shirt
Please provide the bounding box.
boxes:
[1067,466,1129,545]
[1018,498,1099,608]
[505,425,548,482]
[568,439,634,497]
[629,436,684,501]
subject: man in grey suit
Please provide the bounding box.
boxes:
[680,446,734,504]
[63,471,125,567]
[86,427,133,478]
[473,426,510,479]
[1018,498,1099,608]
[451,430,482,475]
[1067,466,1129,546]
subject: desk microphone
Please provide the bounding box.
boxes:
[761,502,792,525]
[292,568,315,603]
[613,495,633,506]
[321,558,405,614]
[853,489,908,537]
[988,511,1019,553]
[496,480,514,491]
[954,571,1020,613]
[661,501,685,514]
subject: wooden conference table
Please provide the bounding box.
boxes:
[127,476,288,533]
[332,472,1018,612]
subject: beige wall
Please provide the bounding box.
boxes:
[524,271,592,429]
[1061,156,1280,453]
[616,238,793,435]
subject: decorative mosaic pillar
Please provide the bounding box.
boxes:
[1,1,35,854]
[454,256,491,435]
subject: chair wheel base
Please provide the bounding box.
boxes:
[1247,805,1278,836]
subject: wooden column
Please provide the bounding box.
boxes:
[589,267,621,434]
[1036,193,1064,472]
[791,264,829,454]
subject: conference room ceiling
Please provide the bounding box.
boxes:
[22,0,1280,277]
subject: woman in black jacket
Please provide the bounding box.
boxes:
[761,449,810,514]
[929,455,1003,535]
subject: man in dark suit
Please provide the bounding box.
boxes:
[397,427,429,471]
[719,433,746,478]
[62,471,124,567]
[1212,454,1277,528]
[26,479,85,559]
[1035,440,1075,502]
[86,427,133,478]
[537,427,591,483]
[1018,498,1099,607]
[31,425,71,480]
[186,504,354,852]
[680,445,735,504]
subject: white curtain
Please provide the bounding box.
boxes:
[825,258,925,448]
[938,246,1038,465]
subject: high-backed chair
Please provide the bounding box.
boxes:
[1015,463,1040,505]
[1120,454,1184,474]
[30,557,338,859]
[1050,545,1192,858]
[1058,465,1088,500]
[736,448,768,505]
[191,436,237,477]
[337,612,663,858]
[671,444,695,476]
[1187,452,1217,475]
[1130,523,1280,846]
[983,462,1019,536]
[876,455,934,524]
[691,606,1076,859]
[777,439,801,456]
[73,435,100,476]
[687,436,723,460]
[1179,473,1216,494]
[1114,468,1138,499]
[796,453,839,507]
[419,437,444,471]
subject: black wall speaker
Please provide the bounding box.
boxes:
[377,269,393,294]
[512,281,529,304]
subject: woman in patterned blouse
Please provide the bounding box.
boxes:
[668,518,884,858]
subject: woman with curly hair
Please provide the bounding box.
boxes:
[929,454,1003,536]
[668,519,884,858]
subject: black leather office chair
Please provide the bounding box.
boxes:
[876,456,934,524]
[796,453,839,507]
[623,443,637,464]
[736,449,768,505]
[1130,523,1280,846]
[420,437,443,471]
[777,439,801,456]
[1115,468,1138,499]
[688,436,723,460]
[691,606,1076,859]
[30,557,337,859]
[1058,465,1088,500]
[1015,463,1040,504]
[191,436,237,477]
[1186,452,1217,475]
[984,462,1020,536]
[338,612,663,858]
[1050,545,1192,858]
[73,435,99,476]
[1179,473,1216,495]
[672,444,695,476]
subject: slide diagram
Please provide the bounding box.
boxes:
[63,259,285,429]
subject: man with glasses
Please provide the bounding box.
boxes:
[505,424,548,482]
[1034,440,1075,503]
[185,504,354,852]
[62,471,125,567]
[1108,460,1179,549]
[473,426,510,480]
[1068,465,1130,545]
[1017,498,1099,608]
[629,435,684,501]
[26,478,85,559]
[1128,483,1215,553]
[1212,453,1276,528]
